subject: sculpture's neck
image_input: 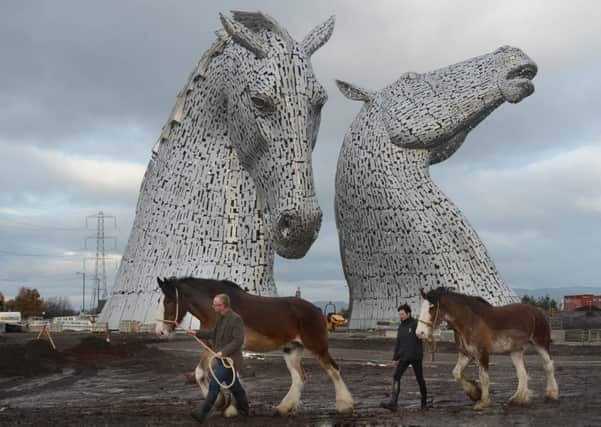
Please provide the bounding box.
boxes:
[137,73,274,293]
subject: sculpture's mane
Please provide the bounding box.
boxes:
[155,11,293,149]
[231,10,293,48]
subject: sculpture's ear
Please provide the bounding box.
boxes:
[301,15,335,56]
[220,13,268,59]
[335,80,375,103]
[420,288,427,299]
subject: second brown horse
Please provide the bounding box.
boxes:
[416,287,559,410]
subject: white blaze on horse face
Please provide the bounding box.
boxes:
[416,299,433,339]
[154,295,173,337]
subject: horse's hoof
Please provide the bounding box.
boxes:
[223,404,238,418]
[336,399,354,415]
[336,405,354,415]
[509,395,530,405]
[545,390,559,401]
[473,400,491,411]
[274,406,297,417]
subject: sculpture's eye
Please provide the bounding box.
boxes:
[251,95,275,113]
[313,94,327,110]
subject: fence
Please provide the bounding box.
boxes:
[562,329,601,343]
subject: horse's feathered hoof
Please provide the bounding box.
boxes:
[223,404,238,418]
[274,405,298,416]
[336,403,354,415]
[473,400,491,411]
[509,392,530,406]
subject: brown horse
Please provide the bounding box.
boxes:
[415,287,559,410]
[155,276,354,415]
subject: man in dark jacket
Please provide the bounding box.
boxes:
[187,293,249,424]
[380,303,428,411]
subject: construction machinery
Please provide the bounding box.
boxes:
[323,302,348,331]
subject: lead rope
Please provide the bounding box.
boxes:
[418,303,440,367]
[157,287,236,389]
[191,334,237,389]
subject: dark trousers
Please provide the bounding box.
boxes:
[394,359,427,400]
[207,359,247,404]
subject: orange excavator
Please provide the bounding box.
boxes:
[323,302,348,331]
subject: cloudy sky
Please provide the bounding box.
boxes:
[1,1,600,309]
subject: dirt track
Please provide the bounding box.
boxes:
[1,332,600,426]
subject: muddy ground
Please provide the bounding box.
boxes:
[0,332,600,426]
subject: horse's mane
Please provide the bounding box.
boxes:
[231,11,283,33]
[172,276,242,291]
[430,286,492,308]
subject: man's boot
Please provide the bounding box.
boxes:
[236,393,250,416]
[421,393,428,410]
[380,380,400,412]
[191,394,217,424]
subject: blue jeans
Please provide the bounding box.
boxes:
[207,359,247,404]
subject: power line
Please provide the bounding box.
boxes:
[85,211,117,313]
[0,249,81,258]
[0,218,84,231]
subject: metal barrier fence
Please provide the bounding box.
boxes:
[563,329,601,343]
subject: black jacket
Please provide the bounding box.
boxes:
[393,316,423,362]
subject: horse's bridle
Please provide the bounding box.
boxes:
[418,301,440,331]
[157,287,180,327]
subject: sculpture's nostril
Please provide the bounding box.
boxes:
[277,213,293,239]
[278,214,291,230]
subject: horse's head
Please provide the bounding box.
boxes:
[155,277,187,337]
[416,287,444,340]
[337,46,537,164]
[219,12,334,258]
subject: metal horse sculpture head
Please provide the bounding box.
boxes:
[334,46,537,329]
[337,46,537,164]
[219,11,333,258]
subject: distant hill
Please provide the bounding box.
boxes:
[513,286,601,301]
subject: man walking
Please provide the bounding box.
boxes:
[380,303,428,411]
[187,293,249,424]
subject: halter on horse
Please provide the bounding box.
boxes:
[155,276,354,416]
[416,287,559,410]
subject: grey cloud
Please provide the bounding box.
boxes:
[1,1,600,303]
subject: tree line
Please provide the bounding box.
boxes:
[0,287,76,318]
[521,294,559,311]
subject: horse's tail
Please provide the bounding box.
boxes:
[531,306,552,353]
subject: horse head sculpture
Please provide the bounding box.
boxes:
[220,11,334,258]
[336,46,537,164]
[101,12,336,328]
[335,46,537,329]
